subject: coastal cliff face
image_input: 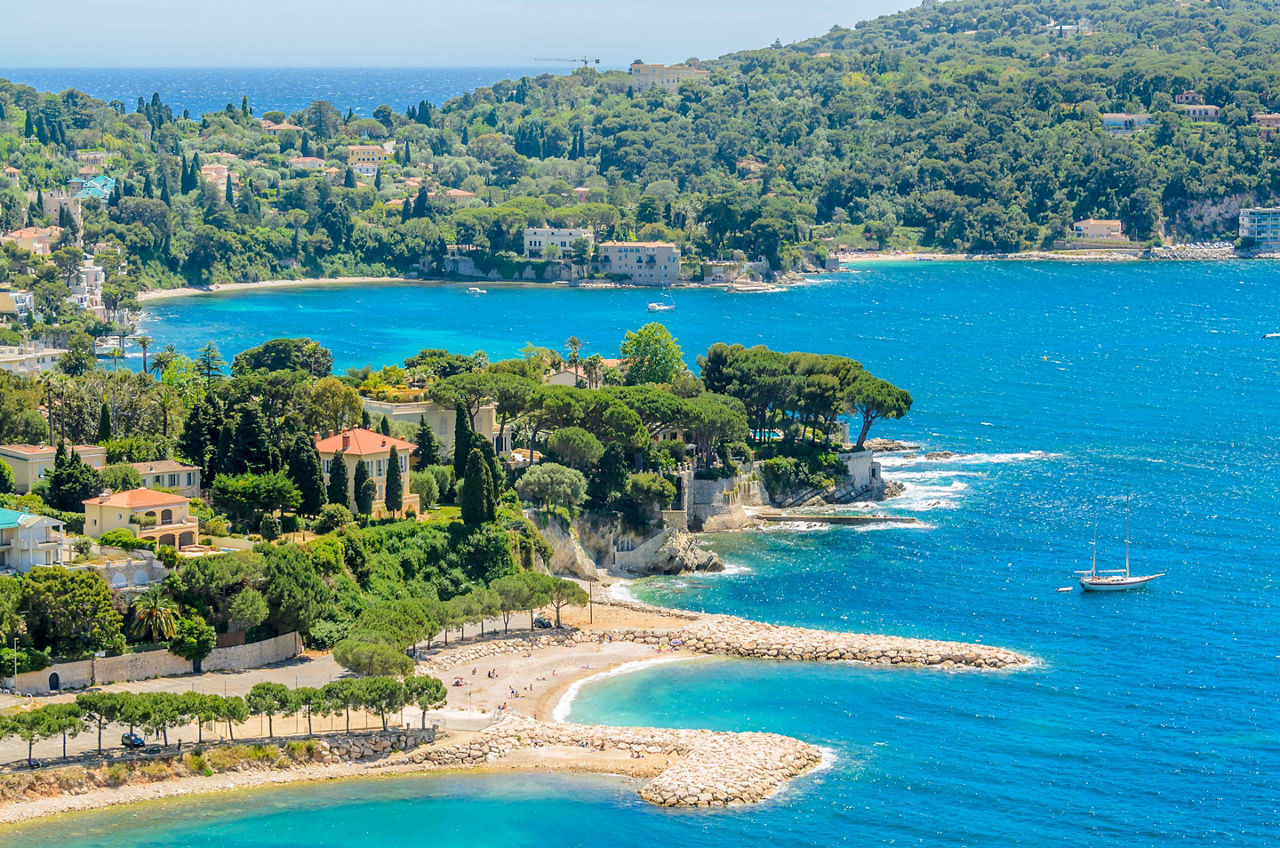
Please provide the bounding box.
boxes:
[535,512,722,578]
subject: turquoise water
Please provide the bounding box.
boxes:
[19,262,1280,845]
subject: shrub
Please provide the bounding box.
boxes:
[97,527,152,551]
[280,514,300,533]
[259,514,282,541]
[285,739,320,760]
[139,761,171,779]
[203,516,229,537]
[103,763,129,785]
[184,752,213,777]
[0,647,51,674]
[315,503,354,534]
[71,536,94,557]
[304,618,351,650]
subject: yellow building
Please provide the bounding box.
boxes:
[0,444,106,494]
[82,489,199,548]
[346,145,388,177]
[315,428,421,516]
[1071,219,1126,240]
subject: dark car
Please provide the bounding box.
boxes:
[121,732,146,748]
[533,616,553,629]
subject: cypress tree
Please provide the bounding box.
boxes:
[225,174,233,203]
[288,433,327,515]
[326,449,349,508]
[177,397,208,468]
[374,170,382,190]
[352,455,372,515]
[343,167,357,189]
[413,415,439,468]
[96,402,112,444]
[378,416,391,436]
[227,406,271,474]
[471,432,502,502]
[385,445,403,515]
[451,403,472,485]
[24,112,34,138]
[460,448,494,525]
[213,423,233,477]
[361,409,371,430]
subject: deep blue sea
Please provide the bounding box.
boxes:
[9,262,1280,845]
[0,67,545,117]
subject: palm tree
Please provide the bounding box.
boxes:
[565,336,583,385]
[134,335,152,375]
[583,354,604,390]
[149,344,178,376]
[130,586,179,642]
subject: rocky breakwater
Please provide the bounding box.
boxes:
[430,715,822,807]
[617,614,1032,670]
[328,729,435,761]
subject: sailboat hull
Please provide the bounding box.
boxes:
[1078,574,1164,591]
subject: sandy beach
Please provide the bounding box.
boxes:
[135,276,411,302]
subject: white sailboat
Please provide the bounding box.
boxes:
[1077,511,1165,592]
[647,292,675,312]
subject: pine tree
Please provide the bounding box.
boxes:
[326,449,349,508]
[288,433,327,515]
[227,406,271,474]
[352,456,372,515]
[413,415,439,468]
[96,401,112,444]
[452,403,472,485]
[385,445,403,515]
[460,448,494,525]
[378,416,391,436]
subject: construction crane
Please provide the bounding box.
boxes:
[534,57,601,67]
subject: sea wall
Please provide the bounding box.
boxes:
[688,468,766,531]
[421,610,1030,672]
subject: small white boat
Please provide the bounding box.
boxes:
[1264,332,1280,339]
[725,282,779,293]
[1076,512,1164,592]
[647,292,675,312]
[466,287,487,296]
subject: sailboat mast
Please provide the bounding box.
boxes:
[1091,523,1097,577]
[1124,501,1131,578]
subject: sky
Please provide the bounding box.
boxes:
[1,0,915,68]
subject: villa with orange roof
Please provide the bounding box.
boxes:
[82,488,199,548]
[315,428,420,516]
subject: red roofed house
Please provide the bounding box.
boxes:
[315,428,420,517]
[83,488,199,548]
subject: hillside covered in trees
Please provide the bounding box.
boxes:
[3,0,1280,296]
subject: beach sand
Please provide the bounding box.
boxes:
[135,276,411,302]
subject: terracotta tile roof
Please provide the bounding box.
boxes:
[84,488,191,509]
[314,428,416,456]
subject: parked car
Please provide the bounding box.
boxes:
[121,732,146,748]
[533,616,553,629]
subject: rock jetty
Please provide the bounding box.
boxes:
[424,610,1030,673]
[408,715,823,807]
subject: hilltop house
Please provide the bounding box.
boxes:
[629,62,710,92]
[82,489,199,548]
[1174,90,1205,105]
[0,289,33,321]
[346,145,387,177]
[0,508,65,572]
[1175,103,1219,121]
[129,460,202,498]
[2,166,18,188]
[0,342,69,376]
[0,445,107,495]
[599,241,681,285]
[287,156,325,169]
[261,119,303,136]
[68,175,116,201]
[315,428,421,517]
[360,399,505,455]
[0,226,61,256]
[1101,113,1151,134]
[1252,113,1280,142]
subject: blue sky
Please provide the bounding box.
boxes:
[3,0,914,67]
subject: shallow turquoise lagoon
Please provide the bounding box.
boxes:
[18,261,1278,845]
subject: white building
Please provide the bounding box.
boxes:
[0,342,67,376]
[599,241,681,285]
[629,63,710,92]
[0,507,65,572]
[523,227,594,258]
[0,289,33,320]
[69,259,106,319]
[1240,207,1280,249]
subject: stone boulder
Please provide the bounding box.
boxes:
[637,530,723,575]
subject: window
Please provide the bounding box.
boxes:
[323,459,331,474]
[168,474,178,486]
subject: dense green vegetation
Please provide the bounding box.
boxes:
[5,0,1280,305]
